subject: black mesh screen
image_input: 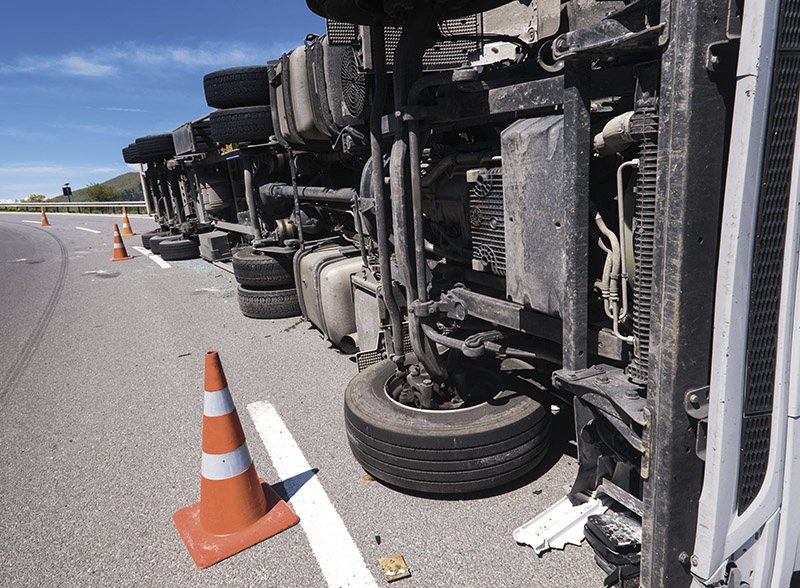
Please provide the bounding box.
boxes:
[737,0,800,513]
[326,16,481,70]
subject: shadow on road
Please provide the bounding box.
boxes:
[271,468,320,501]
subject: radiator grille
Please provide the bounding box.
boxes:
[356,324,413,372]
[326,16,481,70]
[468,167,506,276]
[737,0,800,514]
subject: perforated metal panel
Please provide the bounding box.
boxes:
[327,19,358,45]
[468,168,506,276]
[737,0,800,514]
[326,16,481,70]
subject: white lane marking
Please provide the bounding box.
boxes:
[21,220,41,224]
[247,401,379,588]
[131,246,171,269]
[75,226,101,234]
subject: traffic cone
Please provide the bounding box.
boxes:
[172,351,299,568]
[121,207,135,237]
[110,224,133,261]
[40,208,50,227]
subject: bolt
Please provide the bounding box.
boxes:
[689,393,700,407]
[555,37,568,51]
[678,552,690,565]
[710,54,720,65]
[691,555,699,567]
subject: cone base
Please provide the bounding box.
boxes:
[122,231,135,237]
[172,479,299,569]
[110,256,133,261]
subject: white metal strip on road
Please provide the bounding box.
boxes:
[21,220,40,224]
[247,401,378,588]
[75,226,101,234]
[131,246,171,269]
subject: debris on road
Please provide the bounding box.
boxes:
[379,554,411,583]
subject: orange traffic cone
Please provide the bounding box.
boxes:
[40,208,50,227]
[172,351,299,568]
[121,207,135,237]
[110,224,133,261]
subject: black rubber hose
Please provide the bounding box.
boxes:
[369,27,405,358]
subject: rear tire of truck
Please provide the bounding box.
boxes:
[237,285,300,319]
[148,234,179,255]
[203,66,271,109]
[134,134,175,161]
[159,238,200,261]
[141,230,168,250]
[232,247,294,288]
[209,106,274,145]
[344,358,551,495]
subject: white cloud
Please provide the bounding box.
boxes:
[99,107,150,113]
[0,40,296,79]
[1,55,117,77]
[59,56,117,77]
[0,165,119,175]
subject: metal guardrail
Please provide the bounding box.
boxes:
[0,201,147,208]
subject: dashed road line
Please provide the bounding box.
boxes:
[21,220,41,224]
[247,401,379,588]
[75,226,101,234]
[132,246,171,269]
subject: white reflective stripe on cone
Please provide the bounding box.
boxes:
[114,243,124,249]
[204,387,235,417]
[201,444,253,480]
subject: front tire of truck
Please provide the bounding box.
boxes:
[345,358,551,495]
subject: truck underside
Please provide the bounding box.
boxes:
[121,0,800,585]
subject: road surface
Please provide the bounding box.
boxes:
[0,212,597,587]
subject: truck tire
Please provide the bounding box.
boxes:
[232,247,294,288]
[344,358,551,494]
[204,66,271,109]
[209,106,273,144]
[141,230,168,250]
[134,133,175,161]
[159,238,200,261]
[237,285,300,319]
[149,234,179,255]
[122,144,140,164]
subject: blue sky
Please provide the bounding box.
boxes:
[0,1,324,201]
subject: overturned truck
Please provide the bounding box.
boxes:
[123,0,800,585]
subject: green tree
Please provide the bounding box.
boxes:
[23,194,47,202]
[83,183,119,202]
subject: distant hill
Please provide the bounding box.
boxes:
[50,172,143,202]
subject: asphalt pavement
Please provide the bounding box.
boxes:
[0,211,598,587]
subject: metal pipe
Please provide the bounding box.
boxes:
[369,26,404,358]
[138,164,153,216]
[260,183,356,203]
[243,159,262,240]
[287,152,305,247]
[616,158,639,322]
